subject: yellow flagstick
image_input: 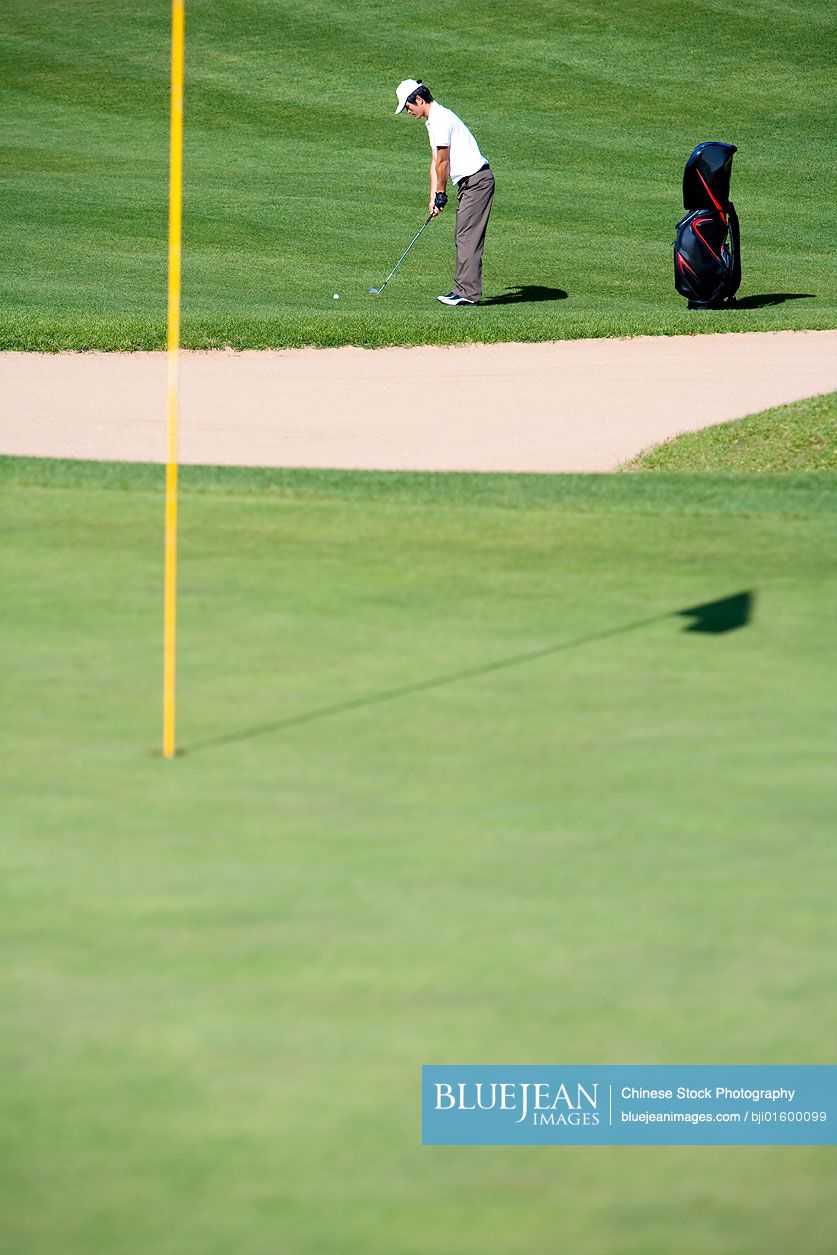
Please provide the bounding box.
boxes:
[163,0,185,759]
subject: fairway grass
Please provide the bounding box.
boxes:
[2,0,835,350]
[626,391,837,472]
[2,464,836,1254]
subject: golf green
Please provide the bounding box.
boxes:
[2,464,836,1254]
[2,0,834,349]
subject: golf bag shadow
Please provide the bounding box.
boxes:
[674,142,741,310]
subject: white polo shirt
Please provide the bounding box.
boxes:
[425,101,487,185]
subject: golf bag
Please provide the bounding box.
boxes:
[674,142,741,309]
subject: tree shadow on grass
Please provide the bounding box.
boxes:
[730,293,815,309]
[182,592,753,754]
[482,285,568,306]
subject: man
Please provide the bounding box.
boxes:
[394,79,494,306]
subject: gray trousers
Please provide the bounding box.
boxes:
[454,166,495,301]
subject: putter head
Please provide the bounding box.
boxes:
[368,287,381,294]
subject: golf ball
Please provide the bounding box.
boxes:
[333,293,340,300]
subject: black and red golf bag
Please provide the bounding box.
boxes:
[674,142,741,309]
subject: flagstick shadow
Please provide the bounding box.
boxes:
[182,590,756,754]
[184,613,666,753]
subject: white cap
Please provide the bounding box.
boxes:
[394,79,422,114]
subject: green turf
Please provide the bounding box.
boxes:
[4,453,837,515]
[625,391,837,471]
[1,1,834,350]
[2,464,836,1254]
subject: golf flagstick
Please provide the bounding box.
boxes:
[369,213,434,293]
[163,0,185,759]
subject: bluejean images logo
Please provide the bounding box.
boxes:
[434,1079,600,1127]
[422,1066,837,1146]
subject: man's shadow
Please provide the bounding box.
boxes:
[730,293,815,309]
[482,285,568,306]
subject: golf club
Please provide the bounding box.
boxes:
[369,213,434,294]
